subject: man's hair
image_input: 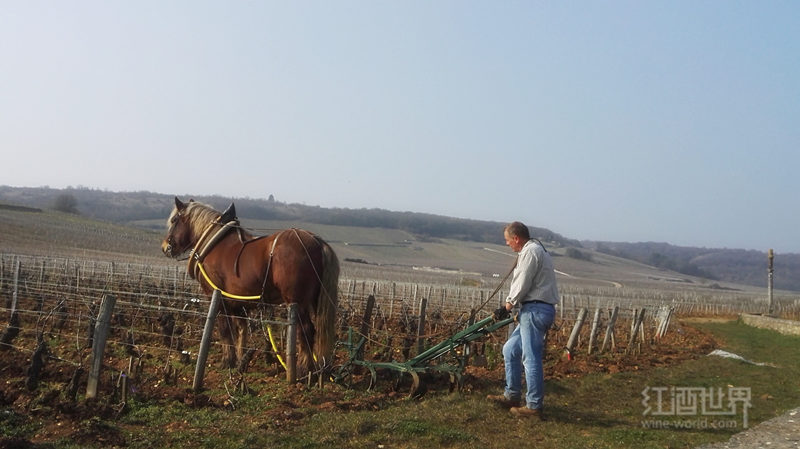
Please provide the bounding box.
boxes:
[504,221,530,240]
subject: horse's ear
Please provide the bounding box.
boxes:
[174,197,186,211]
[220,202,237,223]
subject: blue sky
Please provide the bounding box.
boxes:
[2,2,798,252]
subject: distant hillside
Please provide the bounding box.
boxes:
[3,185,798,292]
[0,185,577,247]
[586,241,800,292]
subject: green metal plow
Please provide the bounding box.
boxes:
[333,315,514,397]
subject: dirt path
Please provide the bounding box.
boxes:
[697,407,800,449]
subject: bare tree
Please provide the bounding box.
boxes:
[54,193,79,214]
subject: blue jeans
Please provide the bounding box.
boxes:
[502,301,555,410]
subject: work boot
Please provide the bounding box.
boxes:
[510,406,544,420]
[486,394,521,408]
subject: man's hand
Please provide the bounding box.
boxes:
[493,306,510,321]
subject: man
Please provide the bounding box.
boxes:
[488,221,559,419]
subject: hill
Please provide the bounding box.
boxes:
[1,185,797,291]
[3,200,767,300]
[585,241,800,292]
[0,185,577,247]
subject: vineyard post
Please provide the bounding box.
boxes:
[600,306,619,353]
[462,311,475,366]
[625,308,646,355]
[10,259,20,313]
[767,249,775,316]
[285,302,298,384]
[587,308,601,355]
[173,266,179,298]
[86,294,117,399]
[359,295,375,360]
[416,297,427,355]
[38,259,45,290]
[565,307,588,356]
[193,289,222,391]
[0,259,21,350]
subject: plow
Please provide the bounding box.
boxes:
[333,314,514,397]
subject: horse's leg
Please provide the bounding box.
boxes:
[216,306,237,369]
[296,308,316,378]
[235,313,248,368]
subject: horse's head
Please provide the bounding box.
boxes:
[162,197,191,258]
[162,197,236,258]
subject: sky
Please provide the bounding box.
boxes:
[1,1,798,253]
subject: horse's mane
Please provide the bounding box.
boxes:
[168,201,221,240]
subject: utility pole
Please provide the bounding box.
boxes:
[767,249,775,316]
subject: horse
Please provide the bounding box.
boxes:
[161,197,339,376]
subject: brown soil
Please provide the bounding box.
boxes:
[0,319,716,448]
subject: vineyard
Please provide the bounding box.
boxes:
[2,251,797,386]
[2,250,800,446]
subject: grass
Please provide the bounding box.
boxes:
[4,319,787,449]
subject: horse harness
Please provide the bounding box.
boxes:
[188,217,311,302]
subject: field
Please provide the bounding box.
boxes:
[1,207,800,448]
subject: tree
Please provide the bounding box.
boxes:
[54,194,79,214]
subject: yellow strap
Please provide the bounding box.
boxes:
[267,324,318,373]
[197,261,261,300]
[267,325,289,370]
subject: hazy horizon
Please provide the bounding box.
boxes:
[2,183,794,255]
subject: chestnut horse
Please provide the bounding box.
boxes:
[161,197,339,375]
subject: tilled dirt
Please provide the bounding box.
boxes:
[0,320,716,448]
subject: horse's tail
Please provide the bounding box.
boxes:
[315,240,339,367]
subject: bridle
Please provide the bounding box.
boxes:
[163,212,186,259]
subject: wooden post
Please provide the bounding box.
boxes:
[9,259,20,313]
[767,249,775,316]
[360,295,375,337]
[416,297,427,355]
[565,308,588,356]
[626,308,646,354]
[587,308,601,355]
[600,306,619,353]
[655,306,673,339]
[661,307,673,338]
[38,259,45,290]
[463,310,476,366]
[86,294,117,399]
[193,290,222,392]
[286,303,298,384]
[358,295,375,361]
